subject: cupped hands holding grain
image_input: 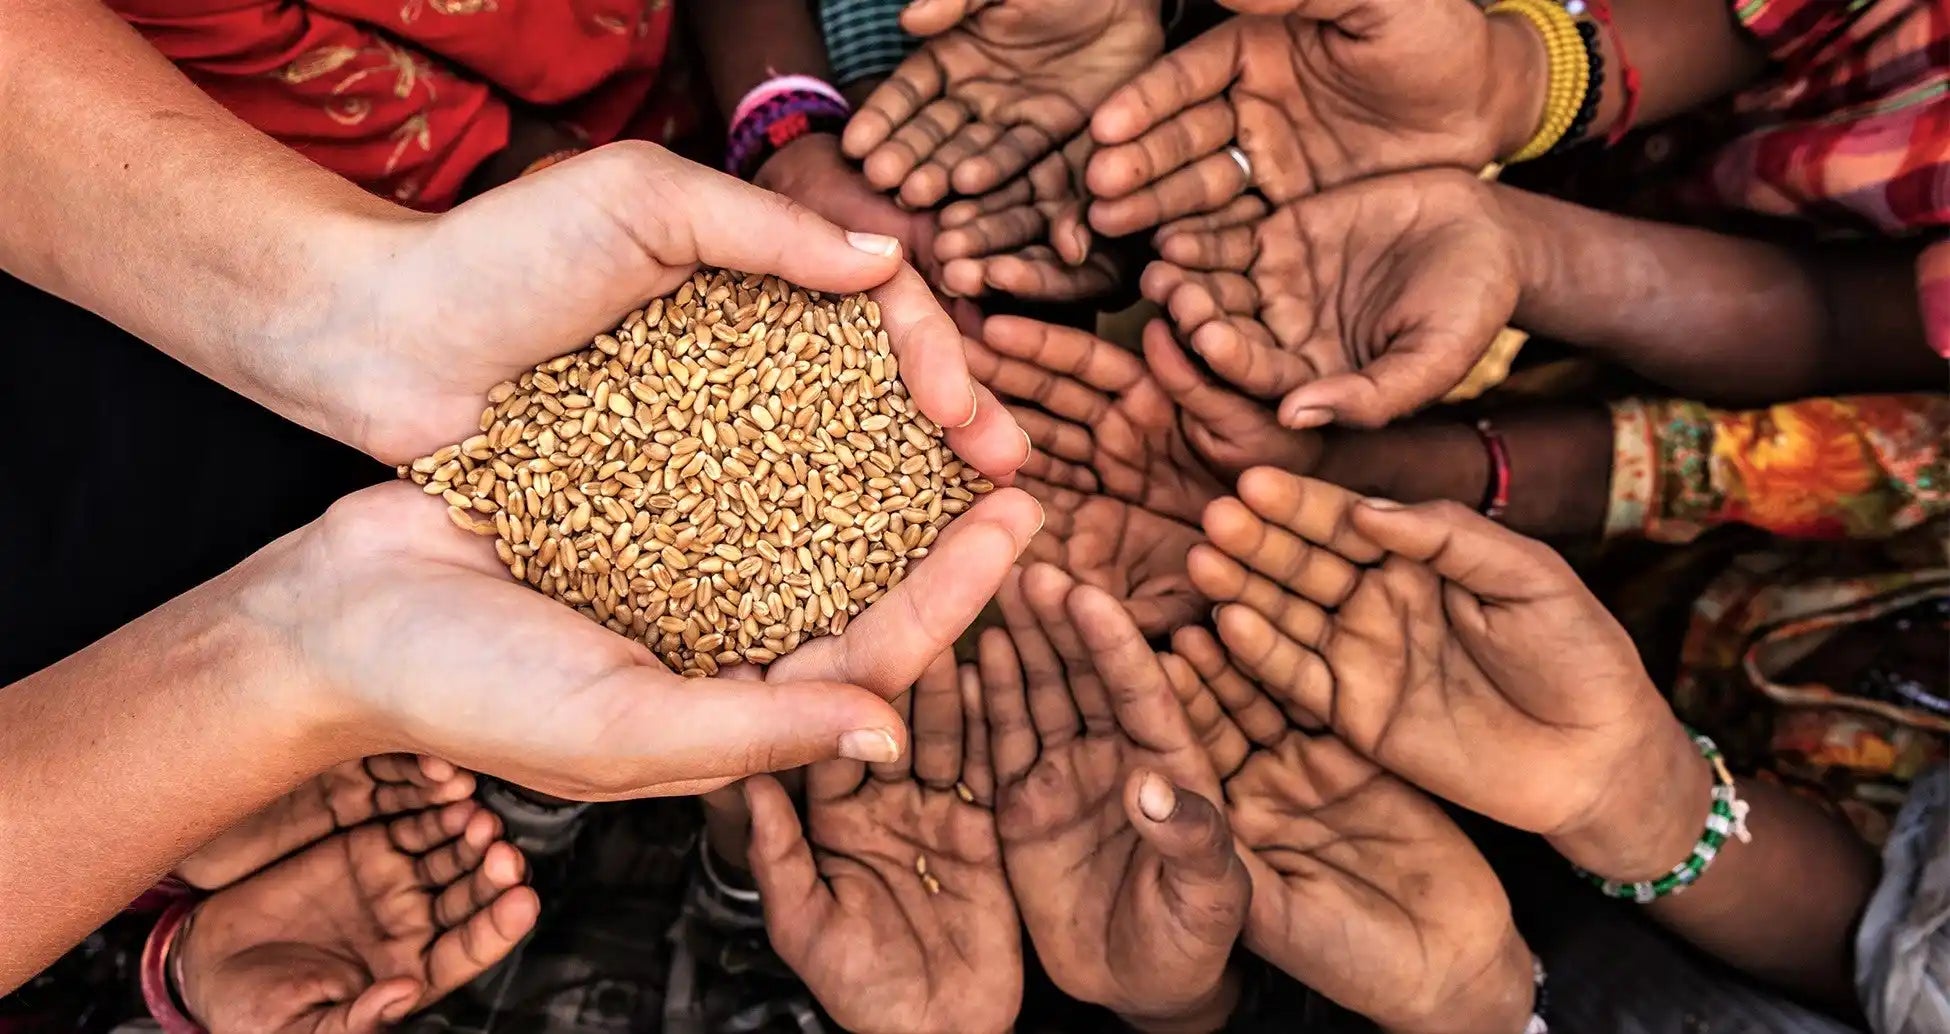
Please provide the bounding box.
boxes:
[407,268,1041,682]
[334,143,1026,481]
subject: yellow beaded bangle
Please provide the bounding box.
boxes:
[1488,0,1591,164]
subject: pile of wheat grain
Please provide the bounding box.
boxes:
[403,268,990,676]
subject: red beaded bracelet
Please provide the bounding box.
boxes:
[1476,419,1512,521]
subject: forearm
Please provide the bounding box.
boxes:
[1599,0,1766,132]
[1500,186,1941,402]
[0,1,400,446]
[692,0,836,116]
[1314,405,1613,540]
[1550,718,1876,1012]
[0,546,351,992]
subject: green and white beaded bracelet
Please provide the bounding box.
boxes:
[1578,728,1752,903]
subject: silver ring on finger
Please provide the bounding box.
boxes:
[1225,144,1253,187]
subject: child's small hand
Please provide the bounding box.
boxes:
[1168,626,1538,1034]
[1186,468,1694,873]
[745,653,1024,1034]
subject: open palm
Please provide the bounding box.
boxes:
[746,654,1022,1034]
[1170,627,1538,1033]
[175,801,537,1032]
[980,566,1247,1021]
[1188,468,1672,838]
[1018,476,1205,635]
[1089,0,1524,233]
[1152,169,1520,429]
[844,0,1163,207]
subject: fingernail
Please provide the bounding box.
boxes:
[846,231,901,257]
[955,380,979,428]
[1361,497,1404,510]
[1282,406,1333,429]
[1210,605,1225,626]
[1032,501,1047,536]
[838,728,901,763]
[1020,427,1034,458]
[1071,224,1091,260]
[1137,772,1179,822]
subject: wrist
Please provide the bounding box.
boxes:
[1546,713,1712,881]
[1119,967,1240,1034]
[1395,928,1537,1034]
[753,132,845,195]
[1484,9,1550,161]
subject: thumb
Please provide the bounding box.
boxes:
[334,977,423,1033]
[1124,769,1244,887]
[901,0,991,35]
[1276,328,1484,430]
[682,170,908,294]
[1349,498,1575,602]
[743,775,833,945]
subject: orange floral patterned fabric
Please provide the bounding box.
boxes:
[1607,394,1950,542]
[109,0,682,210]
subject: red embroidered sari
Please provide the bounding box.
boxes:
[111,0,699,209]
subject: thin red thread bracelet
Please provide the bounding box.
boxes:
[1576,0,1641,145]
[1476,419,1512,521]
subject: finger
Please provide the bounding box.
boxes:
[945,379,1033,480]
[870,686,919,783]
[340,977,425,1033]
[767,488,1041,697]
[1012,406,1095,464]
[387,800,477,855]
[1087,98,1236,200]
[371,770,475,816]
[1090,150,1249,238]
[1161,650,1249,778]
[666,164,909,294]
[984,316,1147,397]
[1025,562,1115,733]
[1142,319,1294,460]
[743,774,836,963]
[939,256,996,298]
[957,663,996,803]
[954,119,1063,198]
[1349,497,1576,601]
[1235,466,1383,564]
[425,885,540,1000]
[978,620,1039,786]
[432,840,526,928]
[1174,624,1299,740]
[911,122,1006,207]
[1067,583,1197,753]
[1214,604,1335,727]
[901,121,1002,208]
[1124,770,1249,930]
[544,671,907,797]
[1185,543,1329,648]
[1157,226,1256,272]
[1201,496,1361,608]
[846,51,948,162]
[936,205,1050,261]
[365,753,434,786]
[1160,269,1258,320]
[1189,317,1312,399]
[1276,327,1490,430]
[1020,448,1099,493]
[1092,25,1239,145]
[1009,563,1086,742]
[414,809,498,889]
[901,0,996,36]
[1154,194,1270,239]
[872,264,980,432]
[982,249,1120,302]
[1122,590,1210,637]
[939,173,1037,229]
[911,650,966,788]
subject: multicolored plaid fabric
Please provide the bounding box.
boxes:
[819,0,918,88]
[1689,0,1950,356]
